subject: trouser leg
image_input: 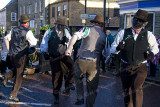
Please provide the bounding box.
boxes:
[61,56,74,88]
[120,62,133,107]
[131,64,148,107]
[86,61,99,107]
[74,60,86,100]
[50,56,63,97]
[10,56,26,96]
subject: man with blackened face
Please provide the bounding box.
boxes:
[110,9,159,107]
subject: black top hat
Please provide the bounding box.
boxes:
[134,9,148,22]
[19,14,30,23]
[90,15,104,24]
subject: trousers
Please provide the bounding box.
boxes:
[50,54,74,97]
[5,54,26,96]
[120,62,148,107]
[75,58,100,107]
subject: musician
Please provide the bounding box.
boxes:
[2,14,37,102]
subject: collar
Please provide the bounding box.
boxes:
[94,25,103,30]
[21,24,28,28]
[131,27,142,34]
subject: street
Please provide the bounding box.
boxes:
[0,71,160,107]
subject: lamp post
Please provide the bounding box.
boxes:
[103,0,106,33]
[107,0,109,27]
[85,0,87,14]
[67,0,69,27]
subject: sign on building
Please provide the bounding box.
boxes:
[40,16,44,20]
[80,14,89,19]
[88,14,97,19]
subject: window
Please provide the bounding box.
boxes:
[29,5,32,14]
[63,5,67,16]
[57,6,61,17]
[125,14,133,28]
[39,0,41,12]
[23,6,25,14]
[52,7,55,17]
[124,13,154,33]
[35,1,37,13]
[11,12,16,21]
[114,8,119,17]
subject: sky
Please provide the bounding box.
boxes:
[0,0,11,10]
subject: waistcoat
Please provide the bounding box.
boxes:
[10,26,29,55]
[120,28,149,65]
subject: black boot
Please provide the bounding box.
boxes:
[75,99,84,105]
[54,95,59,105]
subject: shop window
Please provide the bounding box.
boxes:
[52,7,55,17]
[57,6,61,17]
[63,5,67,16]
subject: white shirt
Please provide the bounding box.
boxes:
[74,27,90,40]
[110,29,159,56]
[40,28,71,52]
[4,29,37,47]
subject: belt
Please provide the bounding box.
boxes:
[79,57,96,62]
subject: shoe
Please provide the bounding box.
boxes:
[9,96,20,102]
[1,76,8,87]
[75,99,84,105]
[69,84,75,90]
[62,88,70,95]
[54,96,59,105]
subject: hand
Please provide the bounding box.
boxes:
[116,41,125,51]
[144,51,154,60]
[65,49,71,56]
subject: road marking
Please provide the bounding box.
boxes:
[0,101,52,106]
[145,81,160,86]
[6,85,33,92]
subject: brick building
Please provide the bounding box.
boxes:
[0,0,18,32]
[49,0,120,34]
[18,0,45,35]
[118,0,160,37]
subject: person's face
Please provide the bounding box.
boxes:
[57,24,64,31]
[132,17,145,29]
[26,22,30,28]
[106,32,110,36]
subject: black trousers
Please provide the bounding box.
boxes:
[50,54,74,97]
[5,54,26,97]
[120,62,148,107]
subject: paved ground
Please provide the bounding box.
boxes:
[0,71,160,107]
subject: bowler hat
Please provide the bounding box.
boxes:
[134,9,148,22]
[54,18,66,26]
[90,15,104,24]
[19,14,30,23]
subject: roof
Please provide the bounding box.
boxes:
[2,0,15,10]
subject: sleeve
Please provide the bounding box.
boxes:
[26,30,37,47]
[4,30,12,41]
[65,28,71,40]
[40,29,50,52]
[74,27,90,40]
[110,29,125,54]
[147,31,159,55]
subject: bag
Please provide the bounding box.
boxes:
[105,54,116,69]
